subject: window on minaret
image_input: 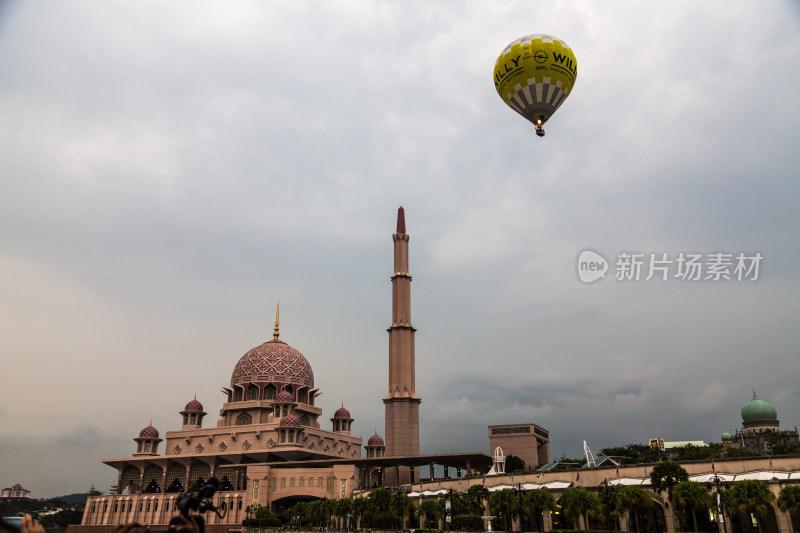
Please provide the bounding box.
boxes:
[236,413,252,425]
[233,388,243,402]
[137,442,143,453]
[189,414,196,425]
[264,385,276,399]
[298,389,308,403]
[299,415,309,426]
[282,406,288,417]
[247,385,258,401]
[144,441,151,452]
[288,432,294,443]
[183,414,189,425]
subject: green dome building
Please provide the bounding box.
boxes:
[723,390,799,456]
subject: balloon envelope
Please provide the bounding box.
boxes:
[494,34,577,128]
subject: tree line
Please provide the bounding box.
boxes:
[251,464,800,533]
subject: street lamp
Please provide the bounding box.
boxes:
[447,488,454,533]
[599,479,612,531]
[517,483,525,533]
[708,474,728,533]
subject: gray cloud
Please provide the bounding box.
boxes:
[0,0,798,498]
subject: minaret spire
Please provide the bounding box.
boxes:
[396,206,406,234]
[273,301,280,341]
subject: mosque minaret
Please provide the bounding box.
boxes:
[383,206,421,484]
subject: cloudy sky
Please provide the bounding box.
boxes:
[1,1,798,498]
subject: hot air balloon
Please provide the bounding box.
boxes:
[494,34,577,137]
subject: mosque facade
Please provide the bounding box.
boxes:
[77,208,421,530]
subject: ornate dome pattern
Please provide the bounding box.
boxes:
[741,392,777,422]
[184,399,204,412]
[139,425,160,439]
[280,414,300,427]
[367,433,384,446]
[275,390,294,403]
[231,340,314,388]
[334,406,351,419]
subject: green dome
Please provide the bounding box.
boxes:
[721,431,732,440]
[741,392,778,422]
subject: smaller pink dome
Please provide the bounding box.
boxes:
[367,433,384,447]
[275,390,293,403]
[184,399,204,412]
[334,406,351,419]
[280,414,300,427]
[139,424,159,439]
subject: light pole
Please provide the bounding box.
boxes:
[517,482,525,533]
[599,479,612,531]
[708,475,728,533]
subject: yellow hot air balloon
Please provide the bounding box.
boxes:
[494,34,577,137]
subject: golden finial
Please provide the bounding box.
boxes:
[273,301,280,341]
[341,401,344,408]
[194,392,197,401]
[149,417,153,427]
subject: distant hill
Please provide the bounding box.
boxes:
[56,493,90,505]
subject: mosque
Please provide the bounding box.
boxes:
[721,391,799,455]
[77,208,494,531]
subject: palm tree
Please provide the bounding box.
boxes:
[466,484,490,515]
[724,479,775,533]
[524,489,557,532]
[353,496,371,529]
[419,500,440,530]
[489,489,519,531]
[293,502,306,527]
[614,486,652,533]
[650,460,689,500]
[323,498,336,527]
[334,497,354,529]
[369,487,393,513]
[559,487,600,532]
[671,481,711,532]
[391,493,415,529]
[778,485,800,530]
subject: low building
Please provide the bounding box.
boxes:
[488,423,550,470]
[1,484,32,498]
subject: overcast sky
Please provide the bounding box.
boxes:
[1,1,799,498]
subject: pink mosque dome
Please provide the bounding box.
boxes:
[231,340,314,389]
[184,398,204,412]
[367,433,384,446]
[280,414,300,428]
[138,424,159,439]
[275,390,294,403]
[334,406,351,419]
